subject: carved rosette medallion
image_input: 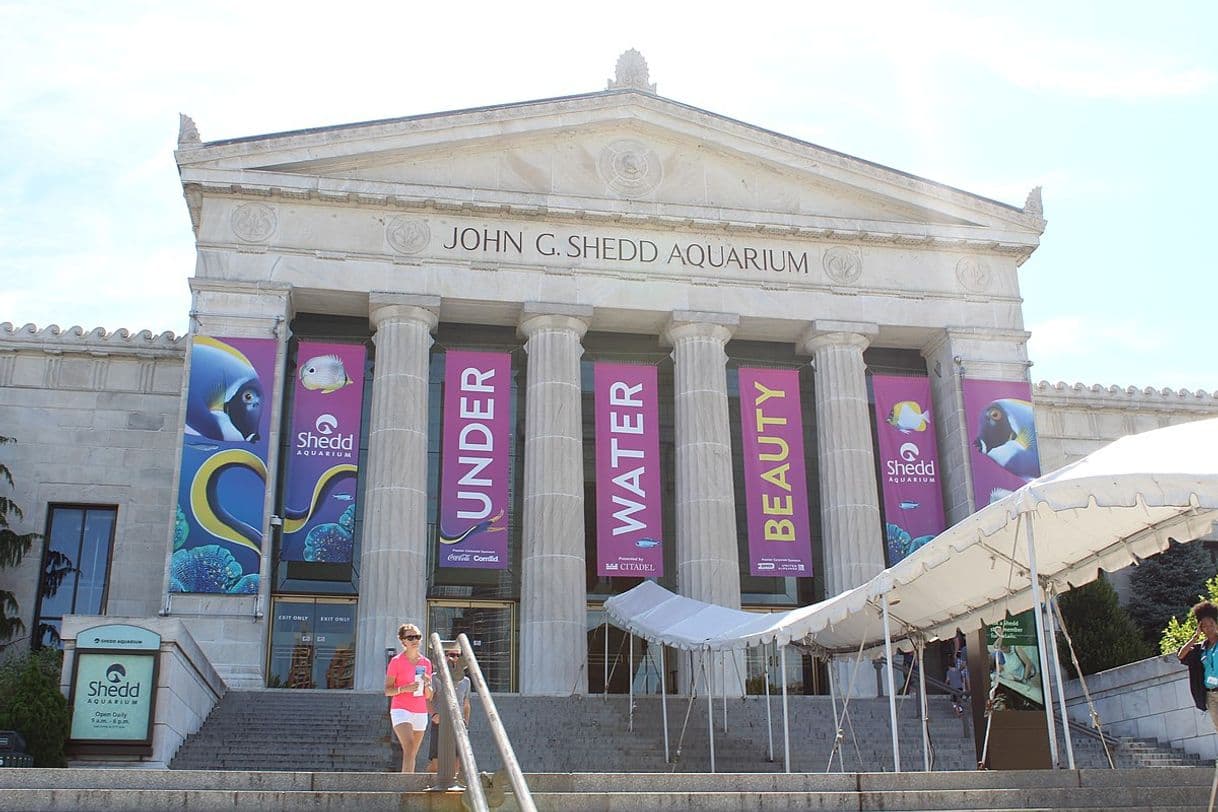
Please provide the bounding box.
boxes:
[230,203,277,243]
[956,256,992,292]
[385,216,430,255]
[597,139,662,199]
[822,246,863,285]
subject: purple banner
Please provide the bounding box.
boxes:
[738,367,813,577]
[872,375,948,565]
[172,335,277,593]
[280,341,366,563]
[594,363,663,578]
[962,378,1042,509]
[438,350,511,569]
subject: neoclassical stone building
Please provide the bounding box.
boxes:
[2,54,1215,695]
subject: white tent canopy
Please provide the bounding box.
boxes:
[605,417,1218,656]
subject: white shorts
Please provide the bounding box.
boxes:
[390,709,429,732]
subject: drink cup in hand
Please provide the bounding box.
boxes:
[414,665,425,696]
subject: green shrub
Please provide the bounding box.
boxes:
[0,648,69,766]
[1056,576,1151,677]
[1159,574,1218,655]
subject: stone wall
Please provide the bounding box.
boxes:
[0,323,185,648]
[1063,654,1218,761]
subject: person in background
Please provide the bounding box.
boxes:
[1178,600,1218,730]
[426,640,472,774]
[946,659,965,716]
[385,623,433,773]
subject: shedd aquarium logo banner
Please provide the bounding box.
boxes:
[280,341,366,564]
[71,653,156,742]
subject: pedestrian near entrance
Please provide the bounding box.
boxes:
[1178,600,1218,730]
[385,623,433,772]
[426,641,472,774]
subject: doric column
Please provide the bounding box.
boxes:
[518,303,592,695]
[798,320,884,598]
[355,293,439,689]
[663,312,742,611]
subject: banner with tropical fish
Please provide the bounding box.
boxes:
[737,367,813,577]
[171,335,277,593]
[871,375,948,565]
[279,341,366,563]
[438,350,511,569]
[593,362,663,578]
[962,378,1042,509]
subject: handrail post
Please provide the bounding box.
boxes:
[457,633,537,812]
[427,633,488,810]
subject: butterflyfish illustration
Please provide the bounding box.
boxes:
[185,336,265,442]
[299,354,353,393]
[887,401,931,434]
[974,398,1041,481]
[634,538,662,549]
[439,510,507,545]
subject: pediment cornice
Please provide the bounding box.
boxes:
[177,91,1046,242]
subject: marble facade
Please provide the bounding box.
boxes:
[1,56,1216,694]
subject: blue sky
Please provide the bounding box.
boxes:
[2,2,1214,391]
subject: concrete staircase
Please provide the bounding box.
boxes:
[169,690,1204,774]
[2,766,1216,810]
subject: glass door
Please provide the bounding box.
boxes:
[427,600,515,692]
[268,597,357,689]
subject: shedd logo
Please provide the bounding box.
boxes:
[296,412,355,457]
[85,662,142,704]
[887,440,937,479]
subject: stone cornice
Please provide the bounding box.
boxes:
[0,322,185,358]
[1034,380,1218,412]
[181,176,1040,263]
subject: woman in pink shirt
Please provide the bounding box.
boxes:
[385,623,433,772]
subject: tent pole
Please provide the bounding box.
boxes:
[764,642,774,763]
[660,644,670,764]
[827,654,841,773]
[603,620,609,698]
[705,652,715,773]
[721,651,727,731]
[780,643,791,773]
[1045,588,1076,769]
[917,638,930,772]
[881,593,902,773]
[628,632,634,733]
[1025,513,1061,768]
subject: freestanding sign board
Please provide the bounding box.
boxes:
[68,624,160,755]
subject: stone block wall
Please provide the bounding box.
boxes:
[0,324,185,648]
[1063,654,1218,760]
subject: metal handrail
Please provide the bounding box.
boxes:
[428,633,488,810]
[457,633,536,812]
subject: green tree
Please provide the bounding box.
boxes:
[1055,576,1151,677]
[1127,541,1215,646]
[1159,574,1218,655]
[0,435,40,642]
[0,648,68,766]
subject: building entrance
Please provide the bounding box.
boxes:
[427,600,515,692]
[267,597,357,689]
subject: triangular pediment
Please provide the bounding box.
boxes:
[177,91,1043,237]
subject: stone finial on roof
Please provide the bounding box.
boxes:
[607,49,656,94]
[1024,185,1043,218]
[178,113,201,146]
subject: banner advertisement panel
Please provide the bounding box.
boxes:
[594,362,663,577]
[171,335,277,593]
[737,367,813,577]
[985,609,1044,707]
[871,375,948,565]
[280,341,366,563]
[962,378,1042,509]
[438,350,511,569]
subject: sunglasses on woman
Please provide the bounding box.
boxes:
[401,634,422,641]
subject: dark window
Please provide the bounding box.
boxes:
[33,505,117,649]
